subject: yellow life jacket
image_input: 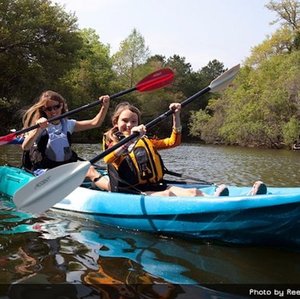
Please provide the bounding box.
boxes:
[129,137,164,184]
[108,137,165,192]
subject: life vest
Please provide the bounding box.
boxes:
[108,137,166,193]
[22,119,78,170]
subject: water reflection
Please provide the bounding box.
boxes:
[1,203,300,298]
[1,143,300,298]
[0,210,242,298]
[5,210,298,284]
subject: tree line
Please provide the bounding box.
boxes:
[189,0,300,149]
[1,0,299,148]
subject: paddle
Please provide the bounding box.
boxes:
[92,164,213,185]
[0,68,174,146]
[163,169,214,185]
[13,64,240,214]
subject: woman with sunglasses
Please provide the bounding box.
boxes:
[21,90,110,189]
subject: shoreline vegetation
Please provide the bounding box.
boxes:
[0,0,299,150]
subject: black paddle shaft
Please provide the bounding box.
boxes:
[90,86,211,164]
[15,87,136,136]
[146,86,210,129]
[49,86,136,122]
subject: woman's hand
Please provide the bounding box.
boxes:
[170,103,182,132]
[100,95,110,108]
[22,117,47,150]
[131,124,146,137]
[169,103,181,114]
[117,124,146,154]
[36,117,48,129]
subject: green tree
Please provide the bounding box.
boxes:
[61,29,114,107]
[60,29,115,142]
[219,52,299,148]
[189,97,227,143]
[166,55,192,95]
[283,116,300,147]
[0,0,84,133]
[0,0,83,104]
[186,60,226,141]
[245,27,295,67]
[188,2,300,148]
[112,28,150,88]
[266,0,300,31]
[266,0,300,49]
[163,57,225,135]
[200,59,226,83]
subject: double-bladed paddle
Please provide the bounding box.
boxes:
[13,64,240,214]
[0,68,174,145]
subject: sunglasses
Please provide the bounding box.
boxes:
[43,104,61,112]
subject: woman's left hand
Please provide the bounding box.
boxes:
[100,95,110,108]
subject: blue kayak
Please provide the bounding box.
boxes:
[1,165,300,245]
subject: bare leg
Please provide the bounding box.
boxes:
[249,181,267,195]
[85,166,110,191]
[145,189,176,196]
[162,186,205,197]
[214,184,229,196]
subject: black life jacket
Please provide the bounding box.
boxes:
[22,119,78,171]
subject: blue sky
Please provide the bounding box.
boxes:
[53,0,279,71]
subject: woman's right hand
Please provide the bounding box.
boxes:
[116,125,146,155]
[169,103,181,115]
[131,124,146,137]
[22,117,48,150]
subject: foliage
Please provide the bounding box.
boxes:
[190,51,300,148]
[266,0,300,50]
[189,109,211,139]
[266,0,300,31]
[112,28,150,88]
[61,29,114,108]
[245,27,295,67]
[188,0,300,148]
[282,116,300,146]
[59,29,115,142]
[1,0,299,149]
[189,97,227,143]
[0,0,83,105]
[163,57,226,134]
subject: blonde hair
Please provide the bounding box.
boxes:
[22,90,68,128]
[104,102,142,144]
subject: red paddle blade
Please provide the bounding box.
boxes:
[136,68,174,92]
[0,133,17,145]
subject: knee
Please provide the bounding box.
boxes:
[187,188,203,197]
[162,189,175,196]
[86,166,98,180]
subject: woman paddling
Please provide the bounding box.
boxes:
[21,90,110,190]
[91,101,267,196]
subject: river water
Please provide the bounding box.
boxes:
[0,144,300,298]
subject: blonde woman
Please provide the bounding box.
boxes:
[22,90,110,190]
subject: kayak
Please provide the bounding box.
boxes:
[1,165,300,245]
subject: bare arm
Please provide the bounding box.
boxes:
[170,102,182,132]
[21,118,48,151]
[74,95,110,132]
